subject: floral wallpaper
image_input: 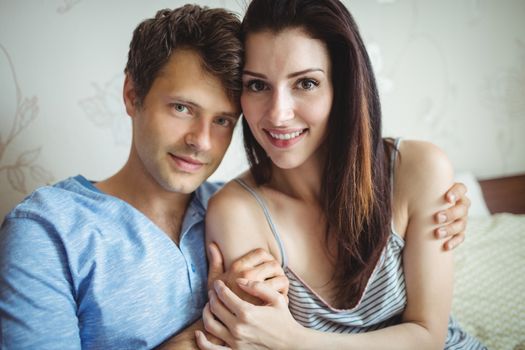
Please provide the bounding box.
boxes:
[1,0,524,218]
[57,0,83,14]
[78,74,130,146]
[356,0,525,178]
[0,44,54,215]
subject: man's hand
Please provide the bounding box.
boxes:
[207,242,227,290]
[207,243,288,305]
[434,182,471,250]
[200,243,289,348]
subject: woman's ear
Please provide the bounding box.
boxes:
[123,74,138,117]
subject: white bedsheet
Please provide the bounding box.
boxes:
[452,213,525,350]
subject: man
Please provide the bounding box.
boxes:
[0,5,469,349]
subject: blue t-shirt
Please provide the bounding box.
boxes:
[0,175,222,349]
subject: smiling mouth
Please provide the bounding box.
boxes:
[267,129,307,140]
[263,128,308,148]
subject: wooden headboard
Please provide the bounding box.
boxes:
[479,174,525,214]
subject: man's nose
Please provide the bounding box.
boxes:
[185,119,212,152]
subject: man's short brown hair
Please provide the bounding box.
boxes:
[125,5,243,106]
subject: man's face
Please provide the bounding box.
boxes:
[125,49,240,194]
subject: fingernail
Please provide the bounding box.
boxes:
[237,278,249,286]
[438,212,447,223]
[448,193,456,203]
[214,279,223,291]
[437,228,446,238]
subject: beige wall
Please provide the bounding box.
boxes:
[1,0,524,218]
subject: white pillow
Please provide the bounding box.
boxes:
[454,171,491,217]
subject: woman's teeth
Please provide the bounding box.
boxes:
[269,130,304,140]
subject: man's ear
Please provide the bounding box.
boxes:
[123,74,138,117]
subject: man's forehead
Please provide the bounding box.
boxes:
[150,51,238,114]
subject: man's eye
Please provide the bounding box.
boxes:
[215,117,233,128]
[246,80,267,92]
[173,104,189,113]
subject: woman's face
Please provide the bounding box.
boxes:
[241,28,333,170]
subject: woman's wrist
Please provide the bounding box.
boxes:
[280,323,313,350]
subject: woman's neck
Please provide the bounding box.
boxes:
[268,150,326,204]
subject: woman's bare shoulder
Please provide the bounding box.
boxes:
[208,172,258,210]
[206,171,270,238]
[399,139,450,164]
[396,139,454,213]
[206,172,276,266]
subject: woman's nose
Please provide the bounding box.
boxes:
[266,88,294,125]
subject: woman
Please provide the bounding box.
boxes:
[197,0,484,348]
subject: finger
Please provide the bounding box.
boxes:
[435,216,467,240]
[261,275,289,296]
[214,280,251,316]
[202,302,232,343]
[435,200,468,226]
[444,200,469,224]
[241,260,283,282]
[460,192,472,208]
[208,243,225,285]
[444,233,465,251]
[237,278,284,306]
[195,330,231,350]
[435,218,466,239]
[230,248,275,272]
[208,290,237,329]
[445,182,467,204]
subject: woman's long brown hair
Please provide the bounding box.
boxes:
[241,0,393,308]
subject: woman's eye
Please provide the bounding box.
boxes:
[246,80,267,92]
[298,79,319,90]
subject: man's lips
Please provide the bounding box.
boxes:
[169,153,205,173]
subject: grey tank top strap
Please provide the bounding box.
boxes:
[390,138,402,197]
[233,178,288,268]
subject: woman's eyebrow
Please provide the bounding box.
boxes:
[243,68,324,79]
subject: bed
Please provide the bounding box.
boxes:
[451,173,525,350]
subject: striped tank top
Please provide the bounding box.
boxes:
[234,139,486,349]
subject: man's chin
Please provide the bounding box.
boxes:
[164,175,207,194]
[164,183,197,194]
[159,166,216,193]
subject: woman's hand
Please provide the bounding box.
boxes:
[197,279,301,350]
[436,182,471,250]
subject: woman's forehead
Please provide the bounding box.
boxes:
[243,28,331,73]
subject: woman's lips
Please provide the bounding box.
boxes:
[264,128,307,148]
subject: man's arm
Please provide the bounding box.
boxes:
[155,240,230,350]
[0,218,82,349]
[155,319,207,349]
[155,241,287,349]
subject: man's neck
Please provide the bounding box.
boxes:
[95,166,192,244]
